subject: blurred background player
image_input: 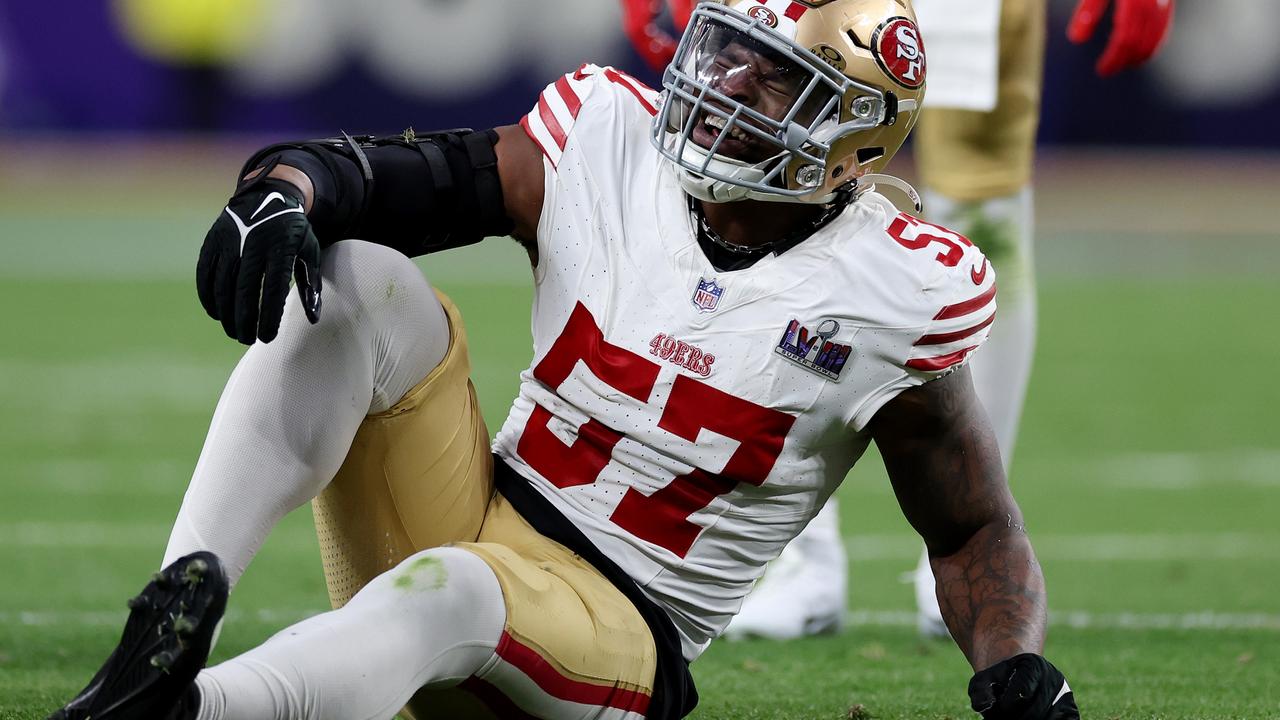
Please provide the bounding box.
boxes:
[622,0,1176,639]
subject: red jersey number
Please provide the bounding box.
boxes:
[888,213,973,267]
[516,302,796,557]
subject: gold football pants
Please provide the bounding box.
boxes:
[916,0,1047,200]
[312,291,657,719]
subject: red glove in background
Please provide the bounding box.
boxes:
[1068,0,1175,77]
[621,0,695,73]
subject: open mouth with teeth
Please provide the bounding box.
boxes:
[691,109,776,164]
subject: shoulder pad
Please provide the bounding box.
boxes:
[521,64,660,168]
[881,212,997,376]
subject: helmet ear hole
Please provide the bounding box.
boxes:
[856,147,885,166]
[883,92,899,126]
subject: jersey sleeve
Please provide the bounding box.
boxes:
[846,210,998,430]
[905,248,997,379]
[519,64,663,282]
[519,63,659,169]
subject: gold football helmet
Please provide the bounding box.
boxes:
[651,0,926,203]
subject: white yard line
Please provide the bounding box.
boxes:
[0,608,322,628]
[0,521,170,547]
[843,532,1280,561]
[2,522,1275,561]
[7,458,190,495]
[1083,449,1280,489]
[0,522,316,551]
[0,357,229,410]
[844,610,1280,631]
[12,450,1277,493]
[4,608,1277,631]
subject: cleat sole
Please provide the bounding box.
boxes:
[48,551,228,719]
[172,616,197,636]
[150,650,176,671]
[182,559,208,587]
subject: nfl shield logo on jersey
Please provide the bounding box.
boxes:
[692,277,725,313]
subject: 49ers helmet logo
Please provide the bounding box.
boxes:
[746,5,779,27]
[872,17,925,89]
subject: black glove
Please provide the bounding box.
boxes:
[968,653,1079,720]
[196,176,322,345]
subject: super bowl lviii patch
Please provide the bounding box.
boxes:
[774,318,850,380]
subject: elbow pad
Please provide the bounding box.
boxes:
[239,128,514,257]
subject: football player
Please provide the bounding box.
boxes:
[623,0,1175,640]
[52,1,1080,719]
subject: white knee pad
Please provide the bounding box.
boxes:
[343,546,507,686]
[196,548,505,720]
[308,240,451,413]
[164,241,452,590]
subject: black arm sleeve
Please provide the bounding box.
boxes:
[238,129,514,257]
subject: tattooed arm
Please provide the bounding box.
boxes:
[868,366,1047,669]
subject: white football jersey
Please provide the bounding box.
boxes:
[495,65,996,660]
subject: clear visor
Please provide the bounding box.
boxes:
[653,5,888,197]
[671,16,841,167]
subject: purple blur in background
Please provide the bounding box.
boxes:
[0,0,1277,146]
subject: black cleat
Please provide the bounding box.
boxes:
[47,551,228,720]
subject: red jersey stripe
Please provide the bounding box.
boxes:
[906,346,979,372]
[537,94,569,151]
[934,283,996,321]
[554,75,584,120]
[495,632,652,713]
[914,312,996,346]
[519,114,557,167]
[459,676,543,720]
[783,2,807,21]
[603,68,659,116]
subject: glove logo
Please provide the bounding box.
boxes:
[250,192,292,221]
[223,201,304,254]
[1053,679,1072,705]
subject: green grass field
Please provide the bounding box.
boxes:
[1,148,1278,718]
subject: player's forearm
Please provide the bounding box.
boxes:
[235,130,513,255]
[932,516,1047,670]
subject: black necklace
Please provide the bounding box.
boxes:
[689,190,854,271]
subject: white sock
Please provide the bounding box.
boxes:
[162,240,450,589]
[915,188,1037,624]
[793,498,846,578]
[194,547,505,720]
[924,187,1037,462]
